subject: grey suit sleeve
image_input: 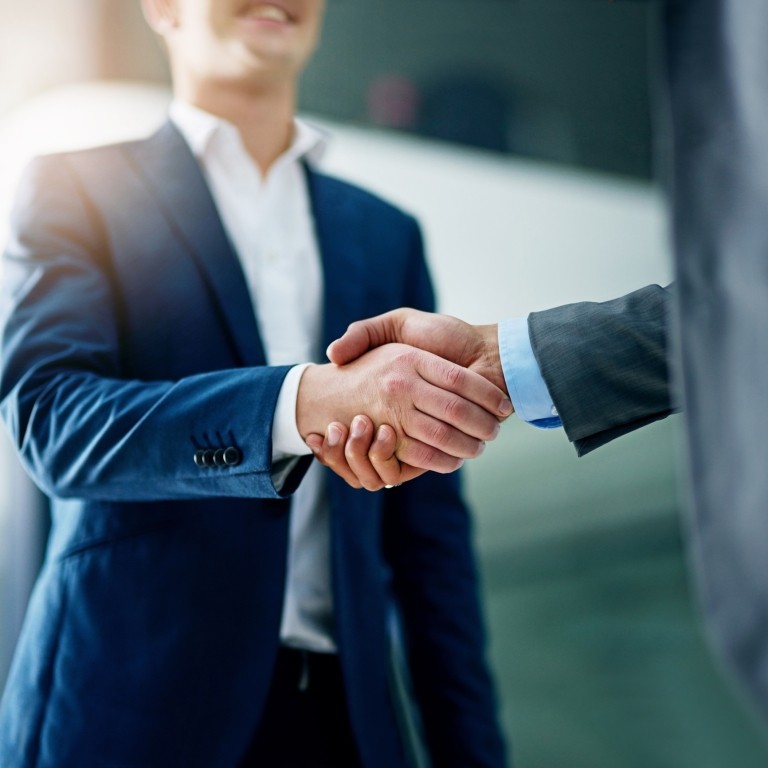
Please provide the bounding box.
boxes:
[527,284,674,456]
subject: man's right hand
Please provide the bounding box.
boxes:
[297,342,511,474]
[326,308,510,397]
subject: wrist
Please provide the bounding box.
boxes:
[475,324,508,396]
[296,363,336,439]
[273,364,315,456]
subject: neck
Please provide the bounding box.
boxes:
[174,75,297,175]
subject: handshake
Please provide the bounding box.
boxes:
[296,308,513,491]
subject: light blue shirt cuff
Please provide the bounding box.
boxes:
[498,317,563,430]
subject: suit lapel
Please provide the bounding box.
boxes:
[127,121,266,367]
[125,140,370,366]
[305,168,371,351]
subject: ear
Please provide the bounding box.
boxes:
[141,0,179,35]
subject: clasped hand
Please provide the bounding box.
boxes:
[299,309,513,490]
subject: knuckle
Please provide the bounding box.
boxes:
[411,442,441,469]
[369,447,387,464]
[393,348,420,374]
[433,455,463,474]
[370,445,395,464]
[478,416,501,442]
[381,372,408,398]
[427,420,452,449]
[414,444,435,467]
[408,441,463,473]
[441,362,464,389]
[441,395,469,424]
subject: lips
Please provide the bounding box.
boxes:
[240,3,293,24]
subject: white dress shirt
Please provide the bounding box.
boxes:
[170,101,337,653]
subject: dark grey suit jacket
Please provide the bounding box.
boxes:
[664,0,768,724]
[527,283,674,457]
[497,0,768,732]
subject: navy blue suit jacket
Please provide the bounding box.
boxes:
[0,123,506,767]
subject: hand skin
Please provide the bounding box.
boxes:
[305,416,424,491]
[326,308,510,396]
[308,309,513,490]
[296,342,511,474]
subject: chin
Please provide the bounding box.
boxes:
[239,42,310,76]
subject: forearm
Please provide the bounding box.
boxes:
[528,283,673,454]
[4,365,304,501]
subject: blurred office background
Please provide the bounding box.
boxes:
[1,1,767,766]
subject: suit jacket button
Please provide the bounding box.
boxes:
[223,447,242,467]
[203,449,217,468]
[213,448,227,467]
[194,450,207,468]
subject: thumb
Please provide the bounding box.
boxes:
[326,313,401,365]
[326,323,371,365]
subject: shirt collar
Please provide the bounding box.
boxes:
[168,99,329,168]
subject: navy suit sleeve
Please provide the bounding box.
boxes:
[528,283,675,456]
[0,155,308,501]
[382,218,507,768]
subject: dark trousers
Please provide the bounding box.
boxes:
[241,647,362,767]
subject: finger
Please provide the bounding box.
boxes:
[396,436,466,474]
[367,424,403,486]
[326,310,404,366]
[405,368,502,446]
[415,351,513,426]
[308,423,364,489]
[401,409,489,460]
[369,425,427,485]
[344,416,388,491]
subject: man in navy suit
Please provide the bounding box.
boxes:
[0,1,509,765]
